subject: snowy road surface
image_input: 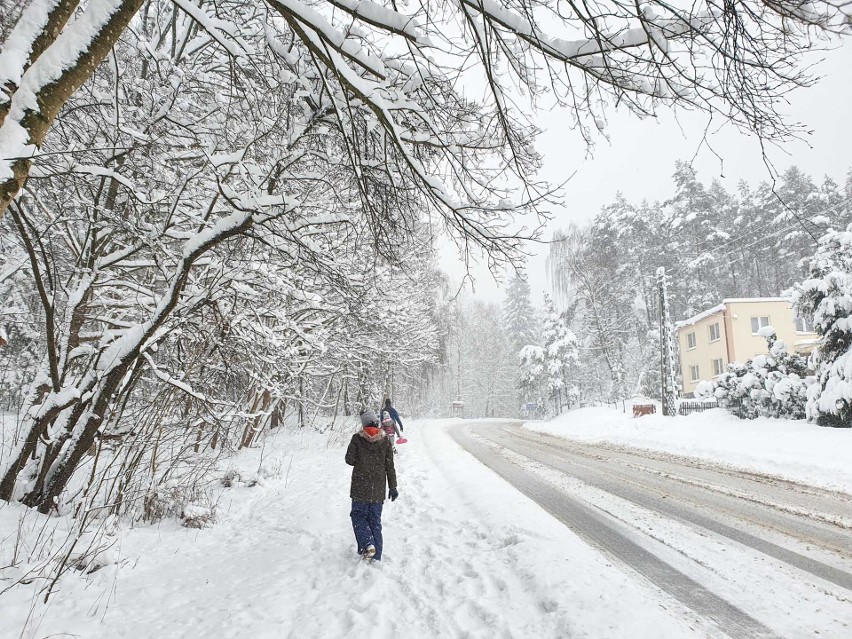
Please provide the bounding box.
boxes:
[3,418,851,639]
[452,421,852,639]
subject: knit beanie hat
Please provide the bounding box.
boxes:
[360,409,379,427]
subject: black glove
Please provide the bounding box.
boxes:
[399,425,403,432]
[389,488,399,502]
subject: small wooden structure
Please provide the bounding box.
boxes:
[451,400,464,418]
[632,403,656,418]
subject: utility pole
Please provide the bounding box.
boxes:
[656,267,679,416]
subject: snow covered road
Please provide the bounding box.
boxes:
[452,421,852,639]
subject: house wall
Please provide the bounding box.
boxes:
[676,310,729,395]
[724,299,816,361]
[676,298,820,397]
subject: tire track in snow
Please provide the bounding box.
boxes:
[518,425,852,531]
[450,424,781,639]
[489,423,852,589]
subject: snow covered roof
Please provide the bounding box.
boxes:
[675,297,793,330]
[675,304,725,330]
[721,297,791,304]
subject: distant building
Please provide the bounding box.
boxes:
[675,298,819,396]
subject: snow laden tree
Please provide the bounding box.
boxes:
[549,163,852,401]
[549,225,632,399]
[540,296,579,413]
[3,0,852,219]
[0,1,452,513]
[518,344,546,414]
[504,275,540,357]
[793,226,852,427]
[665,161,725,316]
[318,242,444,419]
[468,302,518,417]
[519,295,578,415]
[503,273,541,408]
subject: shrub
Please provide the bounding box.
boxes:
[699,329,812,420]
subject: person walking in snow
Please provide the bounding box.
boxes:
[381,408,402,454]
[345,408,398,561]
[382,398,404,434]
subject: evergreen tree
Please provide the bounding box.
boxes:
[541,296,580,413]
[503,275,540,356]
[793,225,852,427]
[519,344,547,415]
[665,162,725,317]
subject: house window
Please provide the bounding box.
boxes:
[712,358,724,376]
[686,332,697,349]
[709,323,721,342]
[689,365,700,381]
[750,316,770,335]
[795,316,812,333]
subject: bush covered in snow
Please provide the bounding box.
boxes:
[698,329,812,420]
[181,504,216,529]
[793,225,852,427]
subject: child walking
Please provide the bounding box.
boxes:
[345,409,399,561]
[381,409,402,453]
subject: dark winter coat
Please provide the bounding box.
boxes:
[345,430,397,502]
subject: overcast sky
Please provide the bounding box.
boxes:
[442,42,852,306]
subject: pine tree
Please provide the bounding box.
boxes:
[503,275,540,356]
[541,295,580,414]
[665,162,724,317]
[793,225,852,427]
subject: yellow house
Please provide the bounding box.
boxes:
[675,298,820,396]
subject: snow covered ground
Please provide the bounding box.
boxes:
[526,406,852,493]
[2,419,733,639]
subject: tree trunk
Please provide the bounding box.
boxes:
[0,0,145,218]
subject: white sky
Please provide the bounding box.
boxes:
[441,42,852,306]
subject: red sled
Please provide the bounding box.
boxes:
[396,437,408,444]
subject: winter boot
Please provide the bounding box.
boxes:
[364,545,376,560]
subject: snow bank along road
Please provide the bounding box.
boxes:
[451,420,852,639]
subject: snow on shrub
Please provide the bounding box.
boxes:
[181,504,216,529]
[793,225,852,427]
[699,329,812,420]
[143,480,206,523]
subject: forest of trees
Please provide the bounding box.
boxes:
[546,162,852,403]
[426,163,852,419]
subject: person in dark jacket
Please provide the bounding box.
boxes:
[383,398,404,433]
[345,408,398,561]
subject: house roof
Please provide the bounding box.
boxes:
[675,303,725,330]
[675,297,793,330]
[720,297,791,304]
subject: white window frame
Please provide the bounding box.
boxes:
[795,316,812,333]
[689,365,700,381]
[712,358,724,376]
[709,323,721,342]
[686,332,697,350]
[751,316,770,335]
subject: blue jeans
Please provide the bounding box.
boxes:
[350,500,383,560]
